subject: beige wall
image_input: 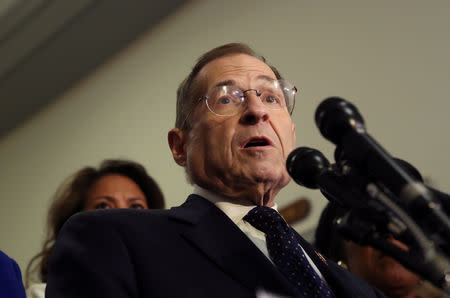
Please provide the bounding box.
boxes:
[1,0,450,275]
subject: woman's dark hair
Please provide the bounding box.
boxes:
[25,159,165,286]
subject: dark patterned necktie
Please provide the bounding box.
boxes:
[244,206,333,298]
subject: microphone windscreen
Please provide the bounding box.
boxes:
[315,97,365,145]
[286,147,330,189]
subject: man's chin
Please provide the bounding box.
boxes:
[245,169,291,197]
[245,166,283,183]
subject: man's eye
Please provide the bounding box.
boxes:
[130,204,145,209]
[264,95,280,104]
[218,96,232,104]
[95,202,110,209]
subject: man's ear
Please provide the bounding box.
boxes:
[168,128,187,166]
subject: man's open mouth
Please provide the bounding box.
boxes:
[242,137,271,148]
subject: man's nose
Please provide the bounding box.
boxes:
[239,91,269,125]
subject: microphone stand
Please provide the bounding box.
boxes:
[327,165,450,293]
[365,183,450,293]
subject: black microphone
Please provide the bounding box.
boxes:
[286,147,330,189]
[315,97,433,209]
[430,187,450,216]
[288,146,450,289]
[286,147,369,209]
[314,97,450,241]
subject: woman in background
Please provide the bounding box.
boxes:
[26,159,165,298]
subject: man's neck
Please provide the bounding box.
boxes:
[193,183,277,207]
[193,184,278,208]
[193,184,278,225]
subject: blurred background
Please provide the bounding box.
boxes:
[1,0,449,276]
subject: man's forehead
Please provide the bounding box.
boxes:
[199,54,276,87]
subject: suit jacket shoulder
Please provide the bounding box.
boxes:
[47,196,296,298]
[0,250,26,298]
[46,195,385,298]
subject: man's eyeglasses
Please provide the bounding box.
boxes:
[181,79,297,129]
[205,79,297,117]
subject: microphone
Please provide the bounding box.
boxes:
[315,98,365,146]
[286,147,369,209]
[314,96,450,241]
[315,97,433,210]
[430,187,450,216]
[286,147,330,189]
[287,146,450,291]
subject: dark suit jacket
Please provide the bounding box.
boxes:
[0,250,26,298]
[46,195,385,298]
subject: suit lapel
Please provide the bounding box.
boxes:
[169,195,299,297]
[294,231,376,298]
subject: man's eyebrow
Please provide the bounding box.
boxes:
[215,75,275,88]
[255,75,276,82]
[215,80,236,88]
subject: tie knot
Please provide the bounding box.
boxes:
[243,206,288,234]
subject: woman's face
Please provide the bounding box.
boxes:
[343,238,420,297]
[83,174,148,210]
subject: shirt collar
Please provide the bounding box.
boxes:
[193,184,278,224]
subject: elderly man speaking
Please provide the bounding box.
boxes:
[46,43,385,298]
